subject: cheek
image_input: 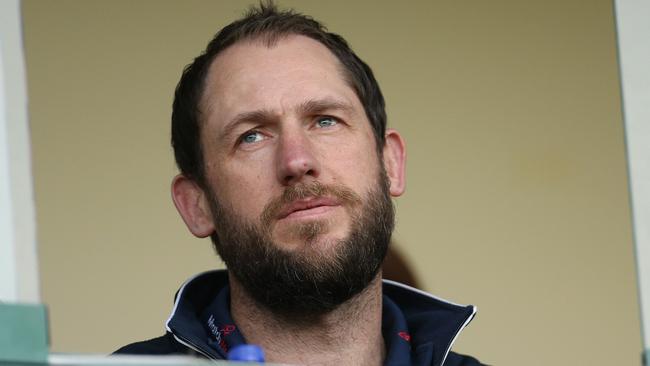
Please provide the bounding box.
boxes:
[205,159,276,219]
[322,138,380,190]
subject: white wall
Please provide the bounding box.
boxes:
[0,0,40,304]
[616,0,650,353]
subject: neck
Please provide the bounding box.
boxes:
[229,273,386,366]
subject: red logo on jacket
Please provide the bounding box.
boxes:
[398,331,411,342]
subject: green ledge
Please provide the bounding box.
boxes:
[0,302,48,364]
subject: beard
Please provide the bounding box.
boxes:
[206,171,394,319]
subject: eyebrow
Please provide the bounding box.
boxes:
[296,98,355,117]
[220,97,355,141]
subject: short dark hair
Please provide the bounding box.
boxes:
[171,2,387,186]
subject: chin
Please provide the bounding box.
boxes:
[275,220,351,251]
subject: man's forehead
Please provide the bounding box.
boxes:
[199,35,359,125]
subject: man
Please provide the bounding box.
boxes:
[117,3,482,365]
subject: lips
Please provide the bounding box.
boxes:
[277,197,340,220]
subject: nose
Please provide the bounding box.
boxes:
[276,129,320,185]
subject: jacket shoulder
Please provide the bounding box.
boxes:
[113,333,189,355]
[444,351,486,366]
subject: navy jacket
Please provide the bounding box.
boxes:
[116,270,483,365]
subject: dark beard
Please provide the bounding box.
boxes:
[206,172,394,319]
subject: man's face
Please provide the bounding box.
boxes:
[199,35,385,253]
[174,35,405,314]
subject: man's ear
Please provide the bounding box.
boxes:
[171,174,215,238]
[382,129,406,197]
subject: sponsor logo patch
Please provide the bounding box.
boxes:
[206,315,236,352]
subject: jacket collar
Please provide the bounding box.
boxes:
[165,270,476,365]
[382,280,477,366]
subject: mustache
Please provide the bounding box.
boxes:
[260,181,363,228]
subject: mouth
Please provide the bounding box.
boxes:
[277,197,341,220]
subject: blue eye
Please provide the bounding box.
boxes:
[241,131,263,144]
[316,116,338,128]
